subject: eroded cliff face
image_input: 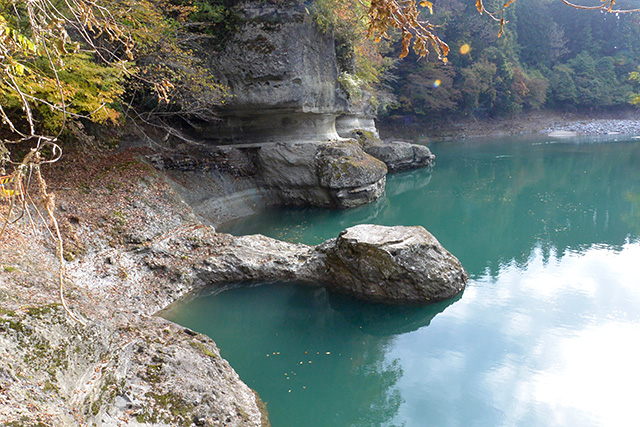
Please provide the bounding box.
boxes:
[203,2,348,144]
[155,1,437,220]
[157,1,393,214]
[0,149,269,426]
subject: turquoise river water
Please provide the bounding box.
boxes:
[164,134,640,427]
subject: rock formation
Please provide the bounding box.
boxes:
[0,147,463,425]
[258,140,387,208]
[147,224,467,306]
[150,1,436,222]
[319,225,468,304]
[348,130,436,172]
[201,2,347,144]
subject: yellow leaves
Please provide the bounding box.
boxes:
[503,0,517,8]
[476,0,484,14]
[9,61,26,77]
[498,18,505,38]
[0,18,37,57]
[154,80,176,105]
[367,0,448,61]
[400,31,412,59]
[419,1,434,14]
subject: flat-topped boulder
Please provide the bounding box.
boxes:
[347,130,435,172]
[258,140,387,209]
[318,224,467,304]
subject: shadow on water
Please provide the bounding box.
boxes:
[327,290,461,337]
[164,281,457,427]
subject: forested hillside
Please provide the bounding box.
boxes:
[381,0,640,122]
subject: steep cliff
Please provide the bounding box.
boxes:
[202,2,348,144]
[154,1,431,222]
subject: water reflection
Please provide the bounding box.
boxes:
[223,136,640,279]
[173,136,640,426]
[164,284,409,427]
[389,242,640,426]
[327,291,460,337]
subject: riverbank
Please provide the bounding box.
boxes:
[0,147,270,426]
[378,108,640,141]
[2,108,638,425]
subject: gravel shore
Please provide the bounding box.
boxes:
[380,109,640,141]
[541,119,640,136]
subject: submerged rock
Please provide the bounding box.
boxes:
[319,225,467,304]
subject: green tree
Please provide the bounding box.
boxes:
[630,66,640,105]
[460,59,498,114]
[549,64,577,106]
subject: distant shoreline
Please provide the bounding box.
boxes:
[378,108,640,142]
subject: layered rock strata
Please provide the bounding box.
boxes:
[155,140,388,216]
[202,2,347,144]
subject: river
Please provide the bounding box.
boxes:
[164,134,640,426]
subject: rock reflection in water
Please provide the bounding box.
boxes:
[327,290,460,337]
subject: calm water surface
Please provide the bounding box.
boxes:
[164,135,640,426]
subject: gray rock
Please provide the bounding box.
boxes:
[316,141,387,188]
[349,130,435,172]
[201,3,347,144]
[258,140,387,208]
[135,224,465,307]
[319,224,467,304]
[336,115,379,139]
[197,233,324,285]
[0,305,266,427]
[365,140,435,172]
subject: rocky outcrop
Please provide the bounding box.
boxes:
[319,225,468,304]
[348,130,435,172]
[195,2,383,148]
[364,139,435,172]
[148,1,437,220]
[156,140,387,213]
[71,224,465,317]
[0,306,266,426]
[0,150,273,427]
[146,224,466,306]
[0,146,463,426]
[201,2,347,144]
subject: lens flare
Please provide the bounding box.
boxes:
[460,44,470,55]
[433,79,441,88]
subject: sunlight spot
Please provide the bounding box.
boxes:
[460,44,470,55]
[432,79,441,88]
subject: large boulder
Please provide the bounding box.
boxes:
[258,140,387,208]
[364,139,435,172]
[319,224,467,304]
[350,130,435,172]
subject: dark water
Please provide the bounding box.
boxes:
[165,134,640,427]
